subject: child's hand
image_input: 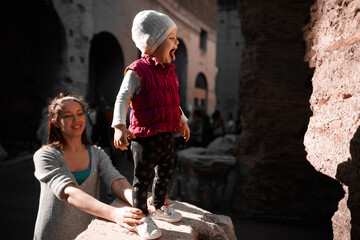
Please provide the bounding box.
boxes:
[179,121,190,142]
[114,125,136,150]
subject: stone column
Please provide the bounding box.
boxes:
[303,0,360,239]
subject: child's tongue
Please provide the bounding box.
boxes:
[170,51,176,61]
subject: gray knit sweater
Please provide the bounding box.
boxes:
[33,145,124,240]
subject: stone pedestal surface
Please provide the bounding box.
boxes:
[76,198,236,240]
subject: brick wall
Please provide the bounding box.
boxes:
[174,0,217,29]
[233,0,344,228]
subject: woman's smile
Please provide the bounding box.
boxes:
[58,101,86,137]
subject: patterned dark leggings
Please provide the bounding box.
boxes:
[130,132,175,215]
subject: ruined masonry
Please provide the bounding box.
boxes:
[303,0,360,239]
[234,0,343,228]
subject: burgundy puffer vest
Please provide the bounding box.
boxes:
[126,55,181,137]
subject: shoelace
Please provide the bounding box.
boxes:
[147,219,157,228]
[142,216,157,229]
[162,204,176,216]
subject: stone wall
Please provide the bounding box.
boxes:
[51,0,218,109]
[0,0,218,148]
[216,0,245,118]
[303,0,360,239]
[174,0,217,29]
[234,0,344,228]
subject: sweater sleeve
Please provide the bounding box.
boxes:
[94,146,126,187]
[112,70,140,127]
[33,146,74,200]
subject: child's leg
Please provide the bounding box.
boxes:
[131,137,158,215]
[152,133,175,209]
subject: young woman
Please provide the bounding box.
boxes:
[33,93,144,240]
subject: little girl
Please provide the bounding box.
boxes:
[112,10,190,239]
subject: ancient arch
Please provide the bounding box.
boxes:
[194,73,208,110]
[0,0,65,145]
[88,32,125,107]
[88,32,124,158]
[173,38,188,112]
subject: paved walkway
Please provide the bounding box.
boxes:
[0,152,332,239]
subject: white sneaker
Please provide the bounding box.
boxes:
[136,214,162,239]
[153,205,182,223]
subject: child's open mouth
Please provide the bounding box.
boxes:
[170,48,176,61]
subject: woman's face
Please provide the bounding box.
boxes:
[56,100,86,139]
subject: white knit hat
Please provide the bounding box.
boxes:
[132,10,177,55]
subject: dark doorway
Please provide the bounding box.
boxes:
[88,32,124,164]
[0,0,65,153]
[194,72,208,109]
[173,39,188,113]
[88,32,125,107]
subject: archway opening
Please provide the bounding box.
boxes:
[0,0,65,151]
[194,73,208,110]
[173,38,188,113]
[88,32,125,107]
[88,32,124,162]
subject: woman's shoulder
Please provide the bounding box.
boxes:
[88,145,111,165]
[33,145,63,164]
[34,145,63,159]
[34,145,59,155]
[88,145,107,156]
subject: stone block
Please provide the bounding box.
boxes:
[76,198,236,240]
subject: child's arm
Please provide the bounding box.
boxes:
[112,70,140,150]
[179,107,190,142]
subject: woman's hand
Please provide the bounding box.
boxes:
[114,125,136,150]
[111,207,144,232]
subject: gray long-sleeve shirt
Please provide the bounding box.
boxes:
[111,70,188,128]
[33,145,124,240]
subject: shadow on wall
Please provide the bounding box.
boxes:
[235,131,344,230]
[0,0,66,150]
[336,126,360,239]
